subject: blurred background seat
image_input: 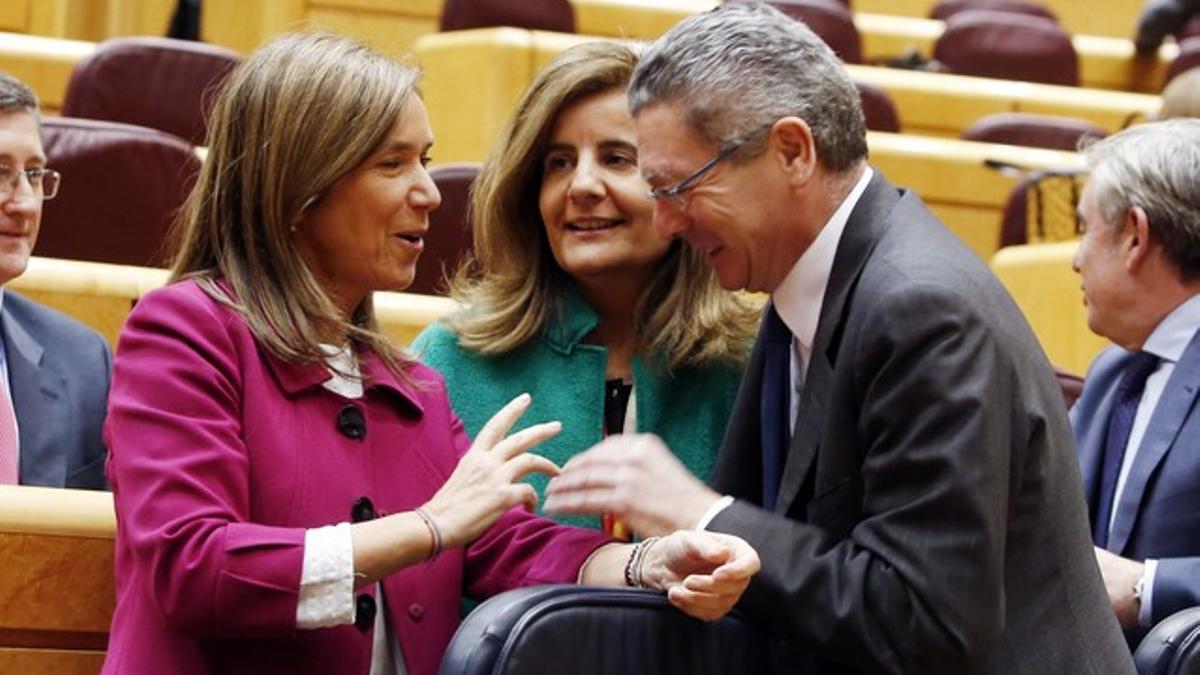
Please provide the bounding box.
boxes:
[61,36,241,147]
[934,10,1079,86]
[962,112,1106,151]
[930,0,1058,23]
[38,117,202,268]
[855,80,902,132]
[727,0,862,63]
[409,163,480,296]
[440,0,575,32]
[438,585,769,675]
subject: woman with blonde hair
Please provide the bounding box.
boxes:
[100,32,757,675]
[414,41,758,538]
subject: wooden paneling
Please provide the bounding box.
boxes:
[854,0,1142,41]
[0,33,94,113]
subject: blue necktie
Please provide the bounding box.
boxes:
[1093,351,1159,549]
[760,305,792,511]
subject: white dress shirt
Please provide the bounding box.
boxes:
[698,167,873,529]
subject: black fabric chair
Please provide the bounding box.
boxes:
[1134,607,1200,675]
[439,585,770,675]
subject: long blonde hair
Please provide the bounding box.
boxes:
[170,32,419,374]
[449,41,757,369]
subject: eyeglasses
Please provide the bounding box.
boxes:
[646,125,769,209]
[0,165,62,201]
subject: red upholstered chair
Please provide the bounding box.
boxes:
[962,112,1105,151]
[62,37,241,147]
[930,0,1057,22]
[439,0,574,32]
[726,0,861,63]
[37,117,202,267]
[854,80,901,132]
[996,168,1086,248]
[1054,366,1084,409]
[408,164,480,296]
[933,10,1079,86]
[1165,36,1200,86]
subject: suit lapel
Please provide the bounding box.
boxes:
[2,304,67,486]
[1109,330,1200,553]
[710,308,770,499]
[775,172,896,514]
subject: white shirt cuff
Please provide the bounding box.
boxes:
[296,522,356,629]
[1139,558,1158,628]
[696,495,735,530]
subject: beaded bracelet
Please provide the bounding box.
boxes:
[623,536,661,588]
[413,507,444,562]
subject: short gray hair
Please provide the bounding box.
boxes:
[628,2,866,172]
[1082,119,1200,280]
[0,71,38,118]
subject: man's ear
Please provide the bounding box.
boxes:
[771,117,817,187]
[1123,206,1153,273]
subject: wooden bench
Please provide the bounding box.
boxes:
[990,240,1108,375]
[0,485,115,675]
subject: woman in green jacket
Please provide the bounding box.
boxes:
[413,42,758,538]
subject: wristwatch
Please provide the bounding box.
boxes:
[1132,575,1146,609]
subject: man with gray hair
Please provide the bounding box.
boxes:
[0,71,110,489]
[545,3,1132,673]
[1071,119,1200,648]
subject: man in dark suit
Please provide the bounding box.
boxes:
[544,4,1132,673]
[0,71,109,489]
[1070,119,1200,645]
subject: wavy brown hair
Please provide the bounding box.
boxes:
[170,32,420,375]
[448,41,758,369]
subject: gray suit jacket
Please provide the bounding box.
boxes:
[708,173,1133,674]
[2,290,111,489]
[1072,329,1200,640]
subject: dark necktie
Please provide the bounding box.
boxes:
[760,305,792,511]
[1093,351,1159,549]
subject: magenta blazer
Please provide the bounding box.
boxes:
[101,281,608,675]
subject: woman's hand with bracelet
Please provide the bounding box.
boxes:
[422,393,562,549]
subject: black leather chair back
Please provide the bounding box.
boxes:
[439,585,770,675]
[1135,607,1200,675]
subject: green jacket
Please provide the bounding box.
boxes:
[411,288,746,531]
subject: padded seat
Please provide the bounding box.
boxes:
[962,112,1106,151]
[1134,607,1200,675]
[440,0,575,32]
[408,163,479,296]
[728,0,862,63]
[439,585,769,675]
[930,0,1057,22]
[934,10,1079,86]
[855,80,901,132]
[38,117,201,268]
[62,37,241,147]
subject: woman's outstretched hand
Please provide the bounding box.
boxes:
[422,393,562,549]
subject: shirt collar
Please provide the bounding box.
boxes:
[1142,292,1200,364]
[772,167,873,350]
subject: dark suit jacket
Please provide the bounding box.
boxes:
[1072,329,1200,642]
[2,289,111,489]
[708,173,1133,674]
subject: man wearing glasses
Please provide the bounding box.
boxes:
[0,72,110,490]
[545,4,1133,673]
